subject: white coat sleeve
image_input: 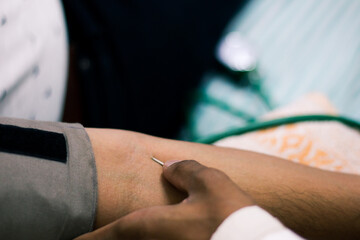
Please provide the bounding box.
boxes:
[211,206,304,240]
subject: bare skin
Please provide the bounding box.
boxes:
[75,160,256,240]
[86,128,360,239]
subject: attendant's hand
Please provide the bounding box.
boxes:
[76,160,254,240]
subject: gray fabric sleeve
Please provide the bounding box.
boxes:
[0,118,97,240]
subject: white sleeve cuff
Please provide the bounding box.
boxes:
[211,206,303,240]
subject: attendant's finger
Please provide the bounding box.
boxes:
[75,205,185,240]
[163,160,229,195]
[74,220,119,240]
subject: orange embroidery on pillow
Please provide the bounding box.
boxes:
[310,149,334,167]
[288,141,312,164]
[279,134,305,153]
[250,123,350,172]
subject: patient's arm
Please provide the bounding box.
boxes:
[87,128,360,239]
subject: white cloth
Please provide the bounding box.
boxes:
[211,206,303,240]
[0,0,68,121]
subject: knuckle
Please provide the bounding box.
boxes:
[197,168,226,181]
[196,168,214,179]
[194,168,229,192]
[194,168,215,184]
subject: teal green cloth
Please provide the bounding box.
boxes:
[185,0,360,141]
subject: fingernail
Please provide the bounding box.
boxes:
[164,160,180,167]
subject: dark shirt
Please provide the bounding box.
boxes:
[62,0,247,138]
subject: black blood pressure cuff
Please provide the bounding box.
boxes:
[0,123,67,163]
[0,118,97,240]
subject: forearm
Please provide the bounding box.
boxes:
[88,128,360,239]
[148,131,360,239]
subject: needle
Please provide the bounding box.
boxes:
[151,157,164,166]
